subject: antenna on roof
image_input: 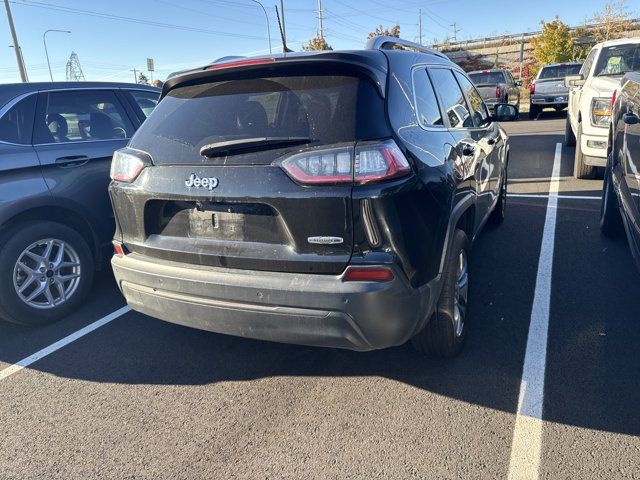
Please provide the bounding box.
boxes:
[275,4,293,54]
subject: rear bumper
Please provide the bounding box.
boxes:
[111,253,440,351]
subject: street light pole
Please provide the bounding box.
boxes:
[3,0,27,82]
[248,0,271,54]
[43,29,71,82]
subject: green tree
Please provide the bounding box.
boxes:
[138,72,149,85]
[367,24,400,40]
[302,35,333,51]
[531,17,574,66]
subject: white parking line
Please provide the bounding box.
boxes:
[0,306,131,382]
[510,193,600,200]
[507,143,562,480]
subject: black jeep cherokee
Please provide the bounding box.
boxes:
[110,37,514,357]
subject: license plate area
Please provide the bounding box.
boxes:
[189,207,244,240]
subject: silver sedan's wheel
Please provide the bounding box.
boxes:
[13,238,82,309]
[453,250,469,338]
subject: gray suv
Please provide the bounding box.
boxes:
[0,82,159,326]
[468,69,521,113]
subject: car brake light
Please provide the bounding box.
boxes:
[112,241,125,257]
[110,149,150,183]
[611,90,617,108]
[530,83,535,94]
[206,57,276,70]
[278,140,410,186]
[343,266,394,282]
[496,86,502,98]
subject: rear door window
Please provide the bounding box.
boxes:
[128,90,160,118]
[0,94,36,144]
[130,73,388,165]
[454,72,491,128]
[33,90,134,144]
[429,68,473,129]
[412,68,443,128]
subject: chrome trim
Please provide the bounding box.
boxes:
[0,91,36,119]
[33,138,129,147]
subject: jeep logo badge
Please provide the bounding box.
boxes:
[185,173,219,190]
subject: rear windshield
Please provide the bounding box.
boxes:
[468,72,505,85]
[595,43,640,77]
[538,64,582,79]
[130,73,386,160]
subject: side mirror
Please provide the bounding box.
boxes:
[565,74,585,88]
[516,80,523,87]
[493,104,519,122]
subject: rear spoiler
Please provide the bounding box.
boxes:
[161,52,389,100]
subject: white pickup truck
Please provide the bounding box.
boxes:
[565,38,640,178]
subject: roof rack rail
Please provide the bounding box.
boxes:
[365,36,448,59]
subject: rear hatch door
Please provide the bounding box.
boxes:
[122,61,390,274]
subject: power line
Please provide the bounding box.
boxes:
[10,0,268,40]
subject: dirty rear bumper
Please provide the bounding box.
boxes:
[111,253,440,351]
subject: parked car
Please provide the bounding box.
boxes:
[565,38,640,178]
[600,72,640,272]
[0,82,160,326]
[109,37,517,358]
[529,62,582,119]
[468,69,521,113]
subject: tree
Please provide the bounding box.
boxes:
[367,24,400,40]
[589,1,633,43]
[302,35,332,51]
[138,72,149,85]
[531,17,574,66]
[570,26,592,61]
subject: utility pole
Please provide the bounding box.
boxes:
[451,22,459,42]
[44,30,71,82]
[418,9,423,45]
[316,0,323,38]
[131,68,138,83]
[3,0,28,82]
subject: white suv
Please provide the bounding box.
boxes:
[565,38,640,178]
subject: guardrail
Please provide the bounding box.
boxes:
[432,18,640,52]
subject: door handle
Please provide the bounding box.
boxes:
[55,155,90,167]
[623,113,639,125]
[487,137,497,146]
[462,144,476,156]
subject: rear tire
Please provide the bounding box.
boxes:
[412,229,469,358]
[0,221,94,326]
[600,154,624,237]
[565,114,576,147]
[574,123,595,179]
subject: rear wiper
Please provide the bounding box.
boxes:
[200,137,313,157]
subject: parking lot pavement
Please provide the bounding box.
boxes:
[0,111,638,479]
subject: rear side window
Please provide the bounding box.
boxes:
[412,68,443,128]
[130,74,387,160]
[33,90,134,144]
[455,72,490,128]
[0,94,36,145]
[129,90,160,118]
[429,68,472,129]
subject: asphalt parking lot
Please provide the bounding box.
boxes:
[0,112,638,480]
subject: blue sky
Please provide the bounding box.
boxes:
[0,0,635,83]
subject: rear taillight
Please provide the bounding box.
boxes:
[530,83,535,94]
[342,266,394,282]
[110,148,150,183]
[496,86,502,98]
[278,140,411,186]
[206,57,275,70]
[611,90,617,108]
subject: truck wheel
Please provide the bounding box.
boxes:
[600,155,623,237]
[565,115,576,147]
[0,221,94,326]
[489,170,507,225]
[529,105,539,119]
[412,229,469,358]
[574,123,595,179]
